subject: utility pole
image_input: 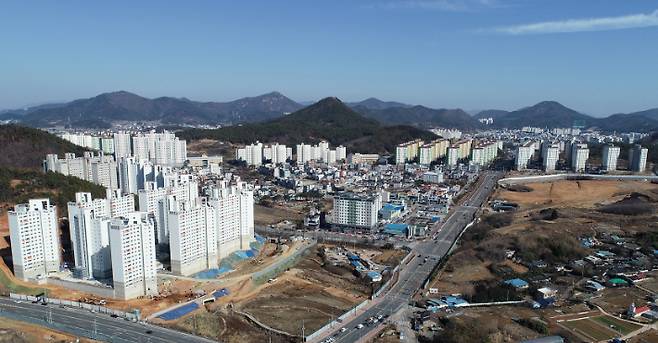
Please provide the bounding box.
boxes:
[93,318,98,339]
[301,320,305,340]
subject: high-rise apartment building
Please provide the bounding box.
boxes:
[571,143,589,172]
[68,193,112,279]
[629,144,648,173]
[113,132,133,158]
[542,144,560,172]
[206,181,255,258]
[602,145,620,172]
[44,152,119,190]
[515,142,535,171]
[8,199,61,281]
[109,213,158,300]
[332,192,383,229]
[395,139,424,165]
[168,199,218,276]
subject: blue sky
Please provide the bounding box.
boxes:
[1,0,658,116]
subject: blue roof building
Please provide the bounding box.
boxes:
[504,278,529,290]
[384,223,409,236]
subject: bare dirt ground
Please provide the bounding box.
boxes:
[255,204,304,226]
[0,317,98,343]
[186,139,235,160]
[629,329,658,343]
[232,246,371,335]
[171,305,298,343]
[497,180,658,210]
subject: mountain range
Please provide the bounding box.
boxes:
[0,91,304,128]
[474,101,658,131]
[178,97,437,154]
[2,91,658,132]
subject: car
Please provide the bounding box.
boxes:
[146,330,153,334]
[340,327,347,333]
[377,315,383,320]
[356,324,364,329]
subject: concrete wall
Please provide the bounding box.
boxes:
[47,277,116,299]
[498,173,658,186]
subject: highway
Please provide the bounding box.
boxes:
[319,171,501,343]
[0,297,216,343]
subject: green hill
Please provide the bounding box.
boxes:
[0,124,88,170]
[0,168,106,210]
[178,97,437,154]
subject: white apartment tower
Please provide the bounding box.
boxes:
[109,213,158,300]
[68,193,112,279]
[571,143,589,172]
[543,144,560,172]
[629,144,648,173]
[236,142,264,166]
[9,199,61,281]
[602,145,620,172]
[332,192,383,229]
[113,132,132,158]
[168,199,218,276]
[207,181,255,258]
[515,142,535,171]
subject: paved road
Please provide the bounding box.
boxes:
[0,297,216,343]
[321,171,501,343]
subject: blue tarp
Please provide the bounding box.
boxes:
[213,288,230,298]
[367,271,382,280]
[255,235,266,244]
[235,249,259,259]
[157,302,199,321]
[194,267,233,279]
[347,254,360,261]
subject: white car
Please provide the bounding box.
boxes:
[340,328,347,333]
[356,324,364,329]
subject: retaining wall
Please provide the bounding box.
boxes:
[9,293,139,320]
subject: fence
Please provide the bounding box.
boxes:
[9,293,139,321]
[251,239,317,284]
[305,299,370,342]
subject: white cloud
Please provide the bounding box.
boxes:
[494,9,658,35]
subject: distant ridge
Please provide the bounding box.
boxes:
[178,97,437,154]
[0,91,303,128]
[353,105,482,130]
[348,98,412,110]
[2,91,658,131]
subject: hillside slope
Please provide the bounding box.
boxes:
[0,125,88,169]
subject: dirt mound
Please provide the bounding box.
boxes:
[597,192,655,216]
